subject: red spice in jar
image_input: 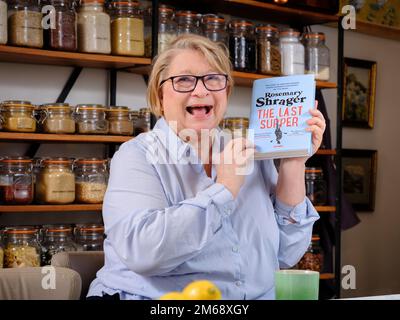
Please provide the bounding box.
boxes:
[0,183,33,204]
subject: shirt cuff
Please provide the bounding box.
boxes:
[274,196,318,225]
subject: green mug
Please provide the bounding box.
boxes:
[275,270,320,300]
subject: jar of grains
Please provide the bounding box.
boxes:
[256,24,281,75]
[74,158,108,204]
[74,104,109,134]
[228,20,256,73]
[39,103,76,134]
[74,223,104,251]
[7,0,43,48]
[77,0,111,54]
[0,100,37,133]
[280,29,304,75]
[106,106,134,135]
[36,158,75,204]
[42,0,78,51]
[4,227,41,268]
[0,157,34,205]
[0,0,7,44]
[157,5,176,54]
[110,1,144,56]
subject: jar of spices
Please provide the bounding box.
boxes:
[202,15,228,50]
[280,29,304,76]
[304,32,330,81]
[134,107,151,134]
[8,0,43,48]
[77,0,111,54]
[297,235,323,272]
[223,117,249,138]
[0,157,34,205]
[40,225,78,265]
[36,157,75,204]
[0,100,37,133]
[42,0,77,51]
[4,226,41,268]
[305,167,327,206]
[75,223,104,251]
[256,24,281,75]
[157,5,176,54]
[74,104,109,134]
[110,1,144,57]
[106,106,134,135]
[228,20,256,73]
[39,103,76,134]
[176,10,200,35]
[74,158,108,204]
[0,0,7,45]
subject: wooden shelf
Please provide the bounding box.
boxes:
[0,132,133,143]
[316,149,336,155]
[315,206,336,212]
[0,45,151,71]
[0,204,102,213]
[232,71,337,89]
[320,273,334,280]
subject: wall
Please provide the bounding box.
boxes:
[1,22,400,297]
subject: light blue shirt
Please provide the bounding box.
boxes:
[87,117,319,300]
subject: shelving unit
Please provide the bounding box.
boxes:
[0,0,343,298]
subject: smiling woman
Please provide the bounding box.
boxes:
[86,34,324,301]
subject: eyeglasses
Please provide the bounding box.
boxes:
[159,74,228,93]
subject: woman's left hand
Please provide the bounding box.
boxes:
[306,101,326,156]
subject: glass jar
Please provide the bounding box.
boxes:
[36,157,75,204]
[110,1,144,57]
[280,29,304,75]
[74,104,109,134]
[0,229,4,268]
[74,158,108,204]
[228,20,256,73]
[176,10,199,35]
[106,106,134,135]
[42,0,77,51]
[0,157,34,205]
[142,2,152,57]
[77,0,111,54]
[202,15,228,50]
[7,0,43,48]
[304,32,330,81]
[40,225,78,265]
[3,227,41,268]
[134,107,151,134]
[256,24,281,75]
[0,0,7,45]
[297,235,323,272]
[39,103,76,134]
[0,100,37,133]
[223,117,249,138]
[75,223,104,251]
[305,167,327,205]
[158,5,176,54]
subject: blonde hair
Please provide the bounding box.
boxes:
[147,34,234,117]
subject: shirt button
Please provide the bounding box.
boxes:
[235,281,242,287]
[232,246,239,253]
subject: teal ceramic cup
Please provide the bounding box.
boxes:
[275,270,320,300]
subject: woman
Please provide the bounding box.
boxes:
[87,34,325,300]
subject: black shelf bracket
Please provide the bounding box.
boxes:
[56,67,83,103]
[109,69,117,106]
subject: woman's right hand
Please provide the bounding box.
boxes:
[216,137,255,198]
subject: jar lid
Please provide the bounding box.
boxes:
[229,19,254,28]
[202,16,225,24]
[74,158,107,165]
[44,225,73,233]
[76,224,104,234]
[82,0,105,4]
[107,106,130,113]
[176,10,198,19]
[40,103,71,110]
[312,235,320,241]
[224,117,249,123]
[1,157,32,164]
[256,24,278,33]
[110,1,140,8]
[159,5,173,14]
[280,29,300,37]
[75,104,106,111]
[304,32,325,40]
[6,226,38,235]
[43,157,74,165]
[1,100,34,108]
[305,167,323,173]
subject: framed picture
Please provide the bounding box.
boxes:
[342,149,378,212]
[342,58,377,128]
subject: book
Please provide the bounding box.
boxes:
[248,74,316,160]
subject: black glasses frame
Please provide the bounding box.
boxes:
[159,74,228,93]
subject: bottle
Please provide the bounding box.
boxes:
[304,32,330,81]
[280,29,304,75]
[42,0,78,51]
[256,24,281,75]
[3,226,41,268]
[40,225,78,265]
[297,235,323,272]
[305,167,327,206]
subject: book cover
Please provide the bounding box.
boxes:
[248,74,316,160]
